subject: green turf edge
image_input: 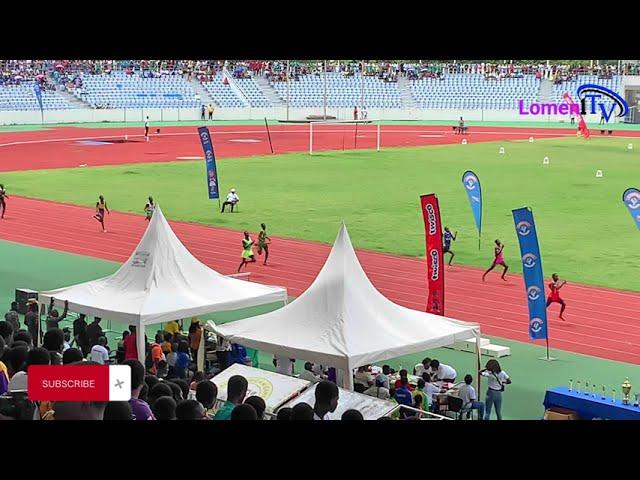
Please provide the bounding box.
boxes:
[1,239,638,420]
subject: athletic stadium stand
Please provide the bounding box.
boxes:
[74,72,200,109]
[0,83,77,110]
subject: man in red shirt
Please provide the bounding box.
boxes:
[546,273,567,320]
[123,325,138,361]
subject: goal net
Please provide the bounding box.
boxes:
[307,119,381,155]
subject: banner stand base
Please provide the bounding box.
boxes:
[538,356,557,362]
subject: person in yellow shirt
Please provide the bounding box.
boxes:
[165,320,180,336]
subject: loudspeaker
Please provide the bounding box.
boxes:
[15,288,38,314]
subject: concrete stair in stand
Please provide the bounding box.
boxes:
[444,336,511,358]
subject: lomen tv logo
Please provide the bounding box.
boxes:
[519,84,629,122]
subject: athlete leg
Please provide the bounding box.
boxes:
[501,263,509,280]
[1,200,5,218]
[482,263,496,281]
[237,259,246,273]
[263,245,269,265]
[447,250,455,266]
[559,300,566,320]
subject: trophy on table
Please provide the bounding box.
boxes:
[621,378,632,406]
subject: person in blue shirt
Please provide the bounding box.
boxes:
[394,377,414,419]
[175,340,191,379]
[229,343,248,366]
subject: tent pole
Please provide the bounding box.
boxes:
[137,322,146,365]
[474,329,482,407]
[36,299,42,347]
[343,366,354,391]
[197,323,205,372]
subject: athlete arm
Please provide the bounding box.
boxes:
[105,203,110,214]
[453,231,458,240]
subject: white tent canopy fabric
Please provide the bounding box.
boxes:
[209,224,480,389]
[39,205,288,362]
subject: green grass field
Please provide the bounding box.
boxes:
[3,136,640,290]
[2,239,638,420]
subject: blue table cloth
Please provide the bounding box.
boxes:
[543,386,640,420]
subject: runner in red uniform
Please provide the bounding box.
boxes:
[482,239,509,281]
[547,273,567,320]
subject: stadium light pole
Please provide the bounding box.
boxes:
[361,59,365,113]
[323,59,327,120]
[286,60,290,121]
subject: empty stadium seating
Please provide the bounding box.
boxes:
[271,73,402,108]
[410,74,539,110]
[234,77,272,107]
[75,72,200,108]
[550,75,622,108]
[202,73,247,108]
[0,83,77,110]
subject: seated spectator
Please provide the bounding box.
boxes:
[123,359,155,420]
[175,340,191,379]
[13,330,33,349]
[299,362,323,384]
[3,344,28,385]
[341,409,364,421]
[62,348,84,365]
[354,365,374,392]
[364,376,390,400]
[229,343,249,366]
[196,380,218,419]
[161,332,173,355]
[147,337,165,375]
[313,380,339,420]
[54,399,108,420]
[165,381,184,403]
[376,365,392,389]
[291,402,315,421]
[214,375,247,420]
[414,358,431,377]
[231,403,257,421]
[428,359,457,383]
[4,302,20,332]
[176,399,207,420]
[104,401,133,421]
[62,328,72,351]
[153,396,177,420]
[276,407,292,421]
[244,395,266,420]
[9,347,50,395]
[0,321,13,345]
[412,379,429,411]
[145,374,160,391]
[43,329,64,365]
[173,378,191,402]
[89,336,110,365]
[190,371,205,396]
[394,369,414,391]
[458,374,485,420]
[412,394,425,418]
[148,382,173,406]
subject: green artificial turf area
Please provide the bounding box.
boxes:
[4,136,640,290]
[1,239,638,420]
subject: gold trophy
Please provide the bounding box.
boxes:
[621,378,632,405]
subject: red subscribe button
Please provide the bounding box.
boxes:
[28,365,131,402]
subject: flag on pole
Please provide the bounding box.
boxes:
[33,83,43,112]
[197,127,220,200]
[420,194,445,316]
[512,207,548,341]
[622,187,640,230]
[461,170,482,249]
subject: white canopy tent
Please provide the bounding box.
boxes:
[208,224,481,391]
[38,205,288,363]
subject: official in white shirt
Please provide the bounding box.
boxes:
[221,188,240,213]
[413,357,431,378]
[428,359,457,383]
[364,376,390,400]
[89,337,110,365]
[458,374,485,420]
[300,362,323,383]
[480,359,511,420]
[274,354,295,376]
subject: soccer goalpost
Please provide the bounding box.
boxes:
[308,119,382,155]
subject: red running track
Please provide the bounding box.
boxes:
[3,123,635,172]
[1,196,640,364]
